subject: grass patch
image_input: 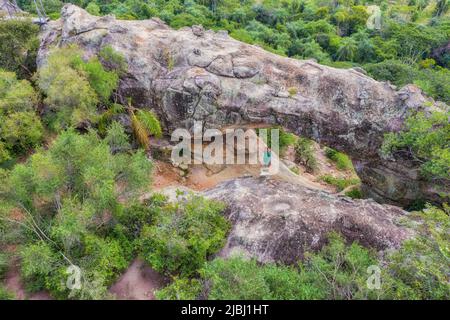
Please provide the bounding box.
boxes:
[290,166,300,175]
[325,148,353,171]
[344,187,363,199]
[320,175,360,192]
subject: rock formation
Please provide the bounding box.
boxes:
[37,5,448,205]
[0,0,22,17]
[203,177,411,263]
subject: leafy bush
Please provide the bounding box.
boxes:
[130,108,163,149]
[157,233,381,300]
[0,19,39,78]
[294,137,318,173]
[0,71,43,163]
[114,195,166,240]
[0,285,14,300]
[320,175,360,191]
[344,187,363,199]
[364,60,418,87]
[386,204,450,299]
[99,45,128,75]
[104,121,131,153]
[1,130,153,298]
[140,194,229,276]
[0,252,9,279]
[38,46,99,129]
[325,147,353,171]
[382,111,450,181]
[73,56,119,103]
[155,277,203,300]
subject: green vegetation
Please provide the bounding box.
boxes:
[0,19,39,78]
[140,194,229,276]
[382,110,450,181]
[320,174,360,191]
[325,147,354,171]
[157,205,450,300]
[294,137,318,173]
[344,187,363,199]
[0,130,152,299]
[257,126,297,155]
[130,107,163,150]
[37,46,100,129]
[157,232,380,300]
[0,285,15,300]
[388,204,450,299]
[0,71,43,165]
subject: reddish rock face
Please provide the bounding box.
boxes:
[203,177,412,264]
[38,5,448,206]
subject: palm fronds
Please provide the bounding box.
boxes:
[136,109,162,138]
[130,110,150,150]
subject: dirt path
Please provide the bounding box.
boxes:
[4,257,52,300]
[109,258,168,300]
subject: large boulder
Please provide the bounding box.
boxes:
[203,177,412,264]
[37,5,448,205]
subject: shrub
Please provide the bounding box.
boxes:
[140,194,229,276]
[38,45,122,129]
[0,19,39,78]
[86,2,101,16]
[73,56,119,103]
[104,121,131,153]
[0,285,14,300]
[381,111,450,181]
[130,108,163,149]
[38,46,99,129]
[1,130,153,299]
[0,71,43,163]
[364,60,418,86]
[0,252,9,279]
[324,147,353,171]
[157,233,381,300]
[99,45,128,75]
[1,111,44,155]
[294,137,318,173]
[344,187,363,199]
[155,277,203,300]
[385,204,450,299]
[320,174,360,191]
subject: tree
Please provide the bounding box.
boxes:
[1,130,153,298]
[294,137,318,173]
[335,37,357,61]
[86,2,101,16]
[0,19,39,78]
[382,110,450,181]
[0,71,43,163]
[140,194,229,276]
[37,46,99,129]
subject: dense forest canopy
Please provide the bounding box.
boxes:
[0,0,448,300]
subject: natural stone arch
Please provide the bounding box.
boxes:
[38,5,449,206]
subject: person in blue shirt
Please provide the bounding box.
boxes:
[263,147,272,168]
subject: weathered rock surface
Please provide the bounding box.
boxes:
[0,0,22,17]
[37,5,449,205]
[203,177,412,264]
